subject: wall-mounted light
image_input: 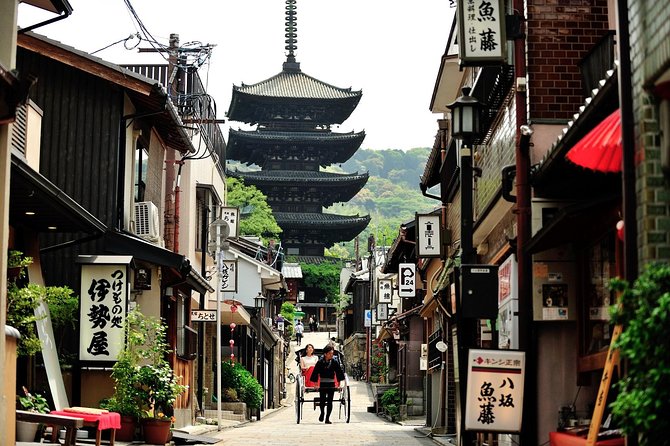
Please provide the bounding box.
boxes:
[134,267,151,290]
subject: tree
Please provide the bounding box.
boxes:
[225,177,281,242]
[300,262,343,303]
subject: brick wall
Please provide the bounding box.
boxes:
[527,0,610,121]
[629,0,670,263]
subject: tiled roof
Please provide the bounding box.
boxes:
[229,128,365,143]
[227,169,368,183]
[234,70,361,100]
[274,212,370,227]
[281,262,303,278]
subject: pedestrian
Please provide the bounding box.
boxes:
[295,320,304,346]
[308,345,345,424]
[308,315,315,332]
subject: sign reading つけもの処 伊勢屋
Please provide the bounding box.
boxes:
[79,262,129,361]
[465,349,525,432]
[457,0,507,66]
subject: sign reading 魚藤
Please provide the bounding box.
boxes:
[457,0,507,66]
[79,263,128,361]
[465,349,525,432]
[416,214,441,258]
[220,207,240,238]
[219,258,238,292]
[399,263,416,297]
[378,279,392,303]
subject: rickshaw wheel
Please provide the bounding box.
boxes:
[295,379,302,424]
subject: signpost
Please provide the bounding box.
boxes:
[399,263,416,297]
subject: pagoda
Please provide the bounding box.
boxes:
[226,0,370,257]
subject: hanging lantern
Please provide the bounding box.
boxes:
[229,322,236,330]
[616,220,625,241]
[230,304,238,313]
[229,339,235,346]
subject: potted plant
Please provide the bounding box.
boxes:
[16,386,50,441]
[109,308,185,445]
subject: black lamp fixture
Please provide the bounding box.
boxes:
[447,87,482,141]
[254,292,267,312]
[253,291,267,420]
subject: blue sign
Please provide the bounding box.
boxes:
[364,309,372,328]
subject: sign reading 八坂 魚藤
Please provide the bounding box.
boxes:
[79,261,129,361]
[465,349,525,432]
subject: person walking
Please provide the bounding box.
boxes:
[308,345,345,424]
[308,315,315,332]
[295,320,304,346]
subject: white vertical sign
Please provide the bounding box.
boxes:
[79,264,128,361]
[378,279,392,303]
[219,258,238,292]
[457,0,507,66]
[399,263,416,297]
[465,349,525,432]
[220,207,240,238]
[417,214,441,257]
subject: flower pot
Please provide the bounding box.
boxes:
[16,420,39,442]
[115,415,137,442]
[141,418,172,445]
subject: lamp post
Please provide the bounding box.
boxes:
[447,86,482,444]
[254,292,267,421]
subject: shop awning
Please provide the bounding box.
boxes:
[526,196,620,254]
[104,230,214,294]
[566,109,622,173]
[10,154,106,234]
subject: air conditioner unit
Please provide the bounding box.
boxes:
[531,199,574,236]
[134,201,160,243]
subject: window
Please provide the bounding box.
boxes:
[176,291,197,360]
[135,141,148,202]
[195,186,221,250]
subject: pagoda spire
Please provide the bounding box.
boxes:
[283,0,301,72]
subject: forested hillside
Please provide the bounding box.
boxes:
[325,147,438,254]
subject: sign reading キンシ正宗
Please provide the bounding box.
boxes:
[465,349,525,432]
[79,257,131,361]
[457,0,507,66]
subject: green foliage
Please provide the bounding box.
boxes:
[609,262,670,445]
[18,386,50,413]
[6,251,76,356]
[280,302,296,337]
[110,308,185,420]
[370,341,388,383]
[226,177,282,242]
[300,262,343,303]
[220,360,263,409]
[380,387,401,418]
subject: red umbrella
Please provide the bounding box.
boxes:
[566,109,622,173]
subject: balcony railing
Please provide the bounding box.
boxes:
[579,31,616,96]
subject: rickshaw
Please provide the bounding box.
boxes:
[294,346,351,424]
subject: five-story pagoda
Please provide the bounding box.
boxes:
[226,0,370,257]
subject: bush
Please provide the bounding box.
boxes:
[380,387,401,418]
[610,262,670,445]
[220,361,263,409]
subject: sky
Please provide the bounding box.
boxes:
[18,1,456,151]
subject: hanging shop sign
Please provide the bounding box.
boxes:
[465,349,525,432]
[378,278,392,303]
[457,0,507,66]
[79,257,131,362]
[191,309,218,322]
[220,206,240,238]
[416,213,442,258]
[377,303,389,321]
[219,258,238,292]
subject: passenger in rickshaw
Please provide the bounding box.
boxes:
[299,343,319,383]
[308,345,345,424]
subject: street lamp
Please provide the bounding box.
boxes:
[254,292,267,420]
[447,86,482,444]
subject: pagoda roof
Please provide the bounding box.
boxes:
[275,212,370,245]
[227,129,364,166]
[227,69,362,125]
[228,169,368,184]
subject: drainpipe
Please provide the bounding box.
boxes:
[174,158,185,252]
[513,2,537,444]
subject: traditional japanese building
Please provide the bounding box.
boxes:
[226,0,370,257]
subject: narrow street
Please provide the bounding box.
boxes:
[200,330,436,446]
